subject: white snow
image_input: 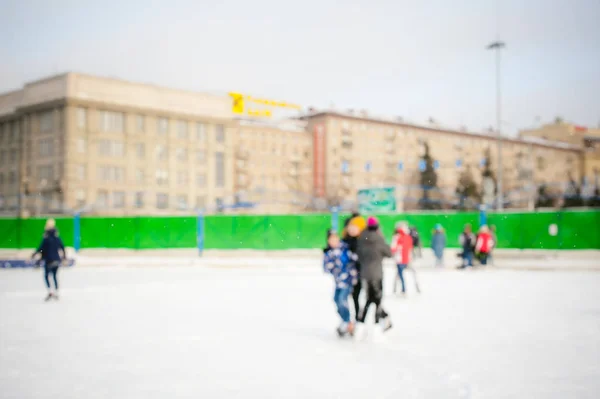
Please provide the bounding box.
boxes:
[1,263,599,399]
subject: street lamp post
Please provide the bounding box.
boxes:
[487,40,506,210]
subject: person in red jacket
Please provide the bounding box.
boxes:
[475,225,495,265]
[391,221,420,295]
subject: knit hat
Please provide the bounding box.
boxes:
[435,223,442,230]
[367,216,379,228]
[348,216,367,232]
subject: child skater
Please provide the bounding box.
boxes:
[323,229,358,337]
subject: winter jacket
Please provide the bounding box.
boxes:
[356,227,392,281]
[391,230,413,265]
[409,227,420,247]
[431,232,446,258]
[323,242,358,289]
[475,232,494,254]
[33,229,65,264]
[459,232,476,254]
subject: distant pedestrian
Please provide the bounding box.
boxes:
[391,221,420,295]
[431,224,446,267]
[489,225,498,265]
[32,219,66,301]
[409,226,422,258]
[356,217,393,332]
[458,224,476,268]
[475,225,494,265]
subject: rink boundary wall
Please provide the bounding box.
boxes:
[0,210,598,250]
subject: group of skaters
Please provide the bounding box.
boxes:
[323,213,420,338]
[458,223,496,268]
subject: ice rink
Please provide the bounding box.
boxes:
[1,261,599,398]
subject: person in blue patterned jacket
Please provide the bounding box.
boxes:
[323,229,358,337]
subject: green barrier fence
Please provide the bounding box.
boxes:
[0,210,598,251]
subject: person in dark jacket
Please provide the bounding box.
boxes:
[356,216,393,331]
[342,213,366,321]
[458,223,476,268]
[32,219,66,301]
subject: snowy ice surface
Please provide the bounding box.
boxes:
[1,262,599,399]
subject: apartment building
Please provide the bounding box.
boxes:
[520,121,600,187]
[0,73,235,216]
[234,119,313,213]
[303,111,583,209]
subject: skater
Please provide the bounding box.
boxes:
[458,224,476,268]
[32,219,66,301]
[391,221,420,295]
[342,214,366,321]
[323,229,358,337]
[489,225,498,265]
[475,225,494,265]
[356,217,393,331]
[431,224,446,267]
[409,226,422,258]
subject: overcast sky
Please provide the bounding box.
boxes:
[1,0,599,135]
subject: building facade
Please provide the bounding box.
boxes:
[520,121,600,189]
[0,73,588,215]
[0,73,236,216]
[305,111,583,210]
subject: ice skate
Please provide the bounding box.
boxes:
[44,292,53,302]
[336,322,350,337]
[53,291,60,300]
[381,317,393,333]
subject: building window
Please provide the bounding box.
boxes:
[99,111,124,133]
[98,140,125,157]
[37,165,54,184]
[155,145,168,161]
[196,173,206,187]
[156,193,169,209]
[39,138,55,157]
[537,156,546,171]
[177,121,188,139]
[176,171,188,186]
[135,192,144,208]
[196,123,206,141]
[40,111,54,133]
[0,173,3,186]
[215,124,225,143]
[196,196,206,209]
[157,118,169,135]
[196,150,206,163]
[76,165,86,181]
[0,150,4,165]
[136,143,145,159]
[155,169,169,185]
[77,108,87,129]
[176,195,188,210]
[97,166,125,182]
[97,190,109,208]
[11,122,19,142]
[113,191,125,208]
[8,171,16,184]
[136,115,145,133]
[75,189,86,208]
[76,138,87,154]
[135,169,145,184]
[176,148,188,162]
[215,151,225,188]
[9,151,17,163]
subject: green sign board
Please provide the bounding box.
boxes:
[357,187,396,213]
